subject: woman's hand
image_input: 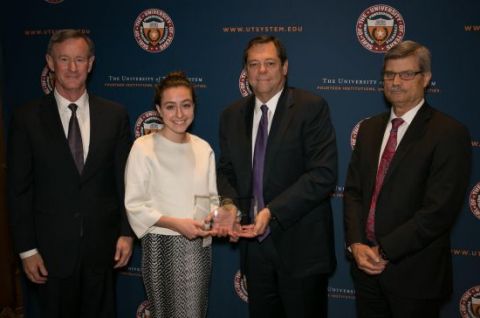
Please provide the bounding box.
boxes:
[174,218,211,240]
[156,216,211,240]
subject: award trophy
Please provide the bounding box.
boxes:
[194,195,242,243]
[210,196,240,234]
[193,195,214,247]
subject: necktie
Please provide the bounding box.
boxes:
[252,105,270,241]
[68,103,84,173]
[365,118,404,243]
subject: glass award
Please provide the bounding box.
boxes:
[211,196,239,233]
[193,195,213,247]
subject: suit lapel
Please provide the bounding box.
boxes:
[244,96,254,164]
[233,96,255,194]
[80,95,101,182]
[263,88,294,182]
[382,104,432,185]
[39,94,81,178]
[365,113,389,199]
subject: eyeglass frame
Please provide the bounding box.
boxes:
[246,59,281,71]
[383,70,423,81]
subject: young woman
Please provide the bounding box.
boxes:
[125,71,216,317]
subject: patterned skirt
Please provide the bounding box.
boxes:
[141,234,212,318]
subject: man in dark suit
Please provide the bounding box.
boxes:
[217,35,337,317]
[344,40,471,317]
[8,29,133,317]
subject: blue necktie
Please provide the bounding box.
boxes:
[68,103,84,173]
[252,105,270,241]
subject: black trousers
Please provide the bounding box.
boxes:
[36,260,115,318]
[244,236,328,318]
[352,266,442,318]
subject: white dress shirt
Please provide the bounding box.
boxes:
[251,88,283,161]
[378,99,424,165]
[55,89,90,161]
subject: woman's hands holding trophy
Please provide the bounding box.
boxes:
[206,197,271,241]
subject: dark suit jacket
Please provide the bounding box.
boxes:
[8,93,132,278]
[344,103,471,299]
[217,87,337,277]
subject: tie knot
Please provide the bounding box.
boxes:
[260,104,268,114]
[68,103,78,113]
[391,118,404,130]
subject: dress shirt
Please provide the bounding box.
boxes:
[55,89,90,161]
[378,99,424,166]
[251,88,283,161]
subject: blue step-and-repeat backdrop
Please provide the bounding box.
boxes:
[1,1,479,317]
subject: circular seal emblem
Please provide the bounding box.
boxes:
[136,300,152,318]
[133,8,175,53]
[40,65,55,95]
[356,4,405,53]
[134,110,164,138]
[469,182,480,220]
[234,270,248,303]
[350,118,367,150]
[238,69,252,97]
[460,286,480,317]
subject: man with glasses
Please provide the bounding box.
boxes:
[344,40,471,317]
[218,35,337,317]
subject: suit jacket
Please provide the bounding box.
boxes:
[344,103,471,299]
[8,93,132,278]
[217,87,337,277]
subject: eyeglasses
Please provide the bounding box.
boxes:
[383,70,423,81]
[246,60,279,71]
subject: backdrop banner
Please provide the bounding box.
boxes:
[1,1,479,317]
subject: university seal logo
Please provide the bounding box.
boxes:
[134,111,163,138]
[350,119,367,150]
[238,69,252,97]
[234,270,248,303]
[134,9,175,53]
[469,182,480,220]
[460,286,480,317]
[40,65,55,94]
[356,4,405,53]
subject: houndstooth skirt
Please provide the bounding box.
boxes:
[141,234,212,318]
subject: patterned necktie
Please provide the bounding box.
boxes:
[68,103,84,173]
[252,105,270,241]
[365,118,404,243]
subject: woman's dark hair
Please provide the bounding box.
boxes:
[154,71,196,108]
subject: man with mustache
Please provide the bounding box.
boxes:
[344,40,471,317]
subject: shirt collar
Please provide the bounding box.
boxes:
[54,89,89,113]
[254,88,284,114]
[389,98,424,125]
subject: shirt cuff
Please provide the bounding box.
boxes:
[20,248,39,259]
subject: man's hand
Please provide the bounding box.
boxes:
[114,236,134,269]
[22,253,48,284]
[351,243,388,275]
[235,208,272,238]
[253,207,271,236]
